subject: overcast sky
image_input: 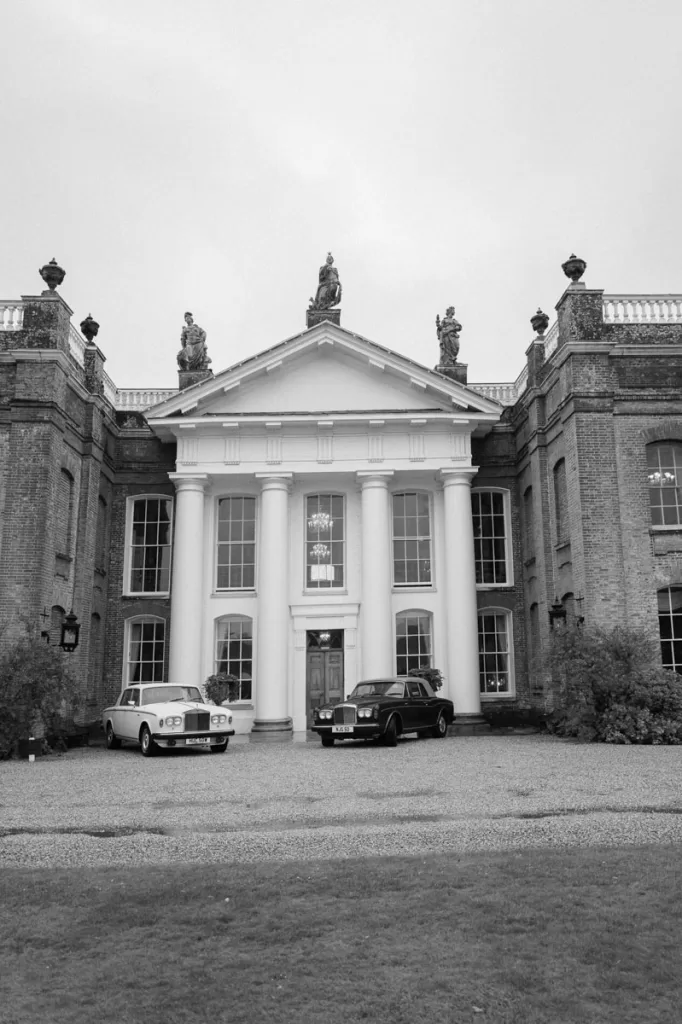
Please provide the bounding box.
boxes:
[2,0,681,390]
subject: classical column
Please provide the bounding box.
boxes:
[168,474,208,686]
[441,469,486,726]
[252,474,293,734]
[358,472,394,677]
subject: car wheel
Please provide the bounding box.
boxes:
[432,711,448,739]
[321,735,335,747]
[383,716,398,747]
[140,726,156,757]
[210,740,229,753]
[105,722,121,750]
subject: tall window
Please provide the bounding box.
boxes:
[478,610,512,695]
[306,494,344,588]
[647,443,682,527]
[396,611,432,674]
[215,616,253,700]
[55,469,75,557]
[658,587,682,674]
[523,485,534,556]
[553,460,568,544]
[125,617,166,682]
[472,490,508,585]
[392,492,432,587]
[216,497,256,590]
[128,497,172,594]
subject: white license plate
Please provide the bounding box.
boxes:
[332,725,354,734]
[186,737,211,745]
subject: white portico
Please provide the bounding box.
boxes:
[147,320,501,734]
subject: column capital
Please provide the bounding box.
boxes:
[168,473,208,494]
[356,471,394,489]
[440,468,479,488]
[255,472,293,492]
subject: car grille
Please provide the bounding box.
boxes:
[333,705,356,725]
[184,712,210,731]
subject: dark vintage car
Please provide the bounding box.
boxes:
[311,676,454,747]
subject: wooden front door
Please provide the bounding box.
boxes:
[306,630,344,726]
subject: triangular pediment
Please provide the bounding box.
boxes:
[146,321,501,429]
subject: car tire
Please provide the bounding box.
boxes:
[140,726,156,757]
[383,716,398,747]
[432,711,448,739]
[321,735,335,747]
[210,740,229,753]
[105,722,121,750]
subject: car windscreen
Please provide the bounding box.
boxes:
[140,686,202,705]
[351,682,405,698]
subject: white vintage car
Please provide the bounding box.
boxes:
[102,683,235,756]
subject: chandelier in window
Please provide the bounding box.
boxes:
[308,512,333,532]
[648,470,676,485]
[311,543,330,560]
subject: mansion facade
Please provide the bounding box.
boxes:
[1,259,681,734]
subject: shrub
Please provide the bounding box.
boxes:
[407,666,444,691]
[204,673,240,705]
[0,633,81,758]
[545,625,682,744]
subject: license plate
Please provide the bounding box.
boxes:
[332,725,354,734]
[186,737,211,745]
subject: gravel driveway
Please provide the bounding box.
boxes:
[2,733,682,867]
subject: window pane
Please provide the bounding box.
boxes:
[306,494,344,589]
[478,612,511,694]
[129,498,173,593]
[214,617,254,700]
[648,444,682,527]
[393,493,431,586]
[216,497,257,590]
[127,619,165,683]
[658,587,682,674]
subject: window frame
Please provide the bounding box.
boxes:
[122,615,167,685]
[553,459,569,546]
[215,495,257,593]
[471,487,513,589]
[657,586,682,674]
[123,494,174,598]
[391,491,434,589]
[478,607,515,700]
[395,609,433,676]
[304,492,346,592]
[214,614,254,701]
[647,442,682,530]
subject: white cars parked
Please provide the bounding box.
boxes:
[102,683,235,756]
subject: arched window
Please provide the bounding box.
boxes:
[657,587,682,674]
[126,495,173,595]
[55,470,75,557]
[647,443,682,527]
[553,460,568,544]
[50,605,65,647]
[306,494,345,588]
[396,610,432,675]
[392,492,432,587]
[471,489,511,585]
[216,496,256,590]
[124,616,166,683]
[478,609,513,696]
[214,616,253,700]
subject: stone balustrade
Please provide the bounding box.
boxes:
[114,388,177,411]
[603,294,682,324]
[543,320,559,357]
[469,381,519,405]
[0,303,24,330]
[68,323,87,366]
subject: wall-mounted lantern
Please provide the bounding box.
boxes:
[60,610,80,652]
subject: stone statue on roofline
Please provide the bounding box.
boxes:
[177,312,211,371]
[309,252,342,310]
[436,306,462,366]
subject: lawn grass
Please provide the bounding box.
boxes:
[1,845,681,1024]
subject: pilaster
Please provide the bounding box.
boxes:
[168,474,208,686]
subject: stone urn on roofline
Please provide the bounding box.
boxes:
[561,253,587,285]
[39,258,66,294]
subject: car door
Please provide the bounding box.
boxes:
[115,688,140,739]
[405,680,430,729]
[418,681,441,726]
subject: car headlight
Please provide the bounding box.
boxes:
[358,708,370,719]
[163,716,182,727]
[211,714,222,724]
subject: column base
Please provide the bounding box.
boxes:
[449,712,491,736]
[250,718,293,742]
